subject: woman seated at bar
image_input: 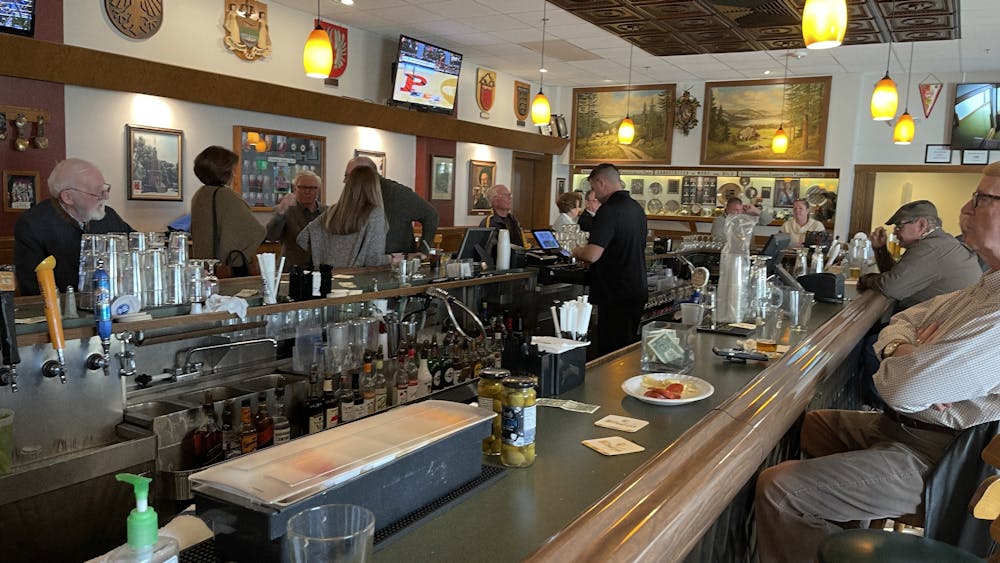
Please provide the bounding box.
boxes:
[780,198,826,247]
[297,166,396,268]
[552,191,583,228]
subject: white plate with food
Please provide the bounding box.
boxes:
[621,374,714,406]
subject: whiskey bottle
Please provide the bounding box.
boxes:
[239,400,257,454]
[273,385,291,445]
[255,392,274,448]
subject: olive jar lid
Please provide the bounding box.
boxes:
[480,367,510,380]
[502,375,536,388]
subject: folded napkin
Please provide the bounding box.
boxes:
[531,336,590,354]
[204,294,249,321]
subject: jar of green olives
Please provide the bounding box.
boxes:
[478,368,508,456]
[500,375,537,468]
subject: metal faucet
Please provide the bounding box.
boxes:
[115,331,137,379]
[0,365,17,392]
[425,287,486,341]
[173,338,278,380]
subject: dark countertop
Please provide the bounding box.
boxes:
[375,300,845,561]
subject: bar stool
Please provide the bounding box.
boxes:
[817,529,981,562]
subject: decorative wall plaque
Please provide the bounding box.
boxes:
[105,0,163,39]
[318,21,349,83]
[514,81,531,125]
[223,1,271,61]
[476,68,496,115]
[674,90,701,136]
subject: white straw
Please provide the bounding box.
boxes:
[274,256,285,298]
[550,305,561,336]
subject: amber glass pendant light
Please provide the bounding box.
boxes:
[531,1,552,126]
[303,0,333,78]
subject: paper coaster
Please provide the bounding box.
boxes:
[582,436,645,456]
[594,415,649,433]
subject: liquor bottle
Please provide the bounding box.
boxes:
[323,374,339,428]
[428,338,442,392]
[373,357,388,412]
[492,332,504,368]
[193,392,223,467]
[442,337,457,387]
[338,373,356,423]
[239,400,257,454]
[273,385,291,445]
[460,340,473,383]
[406,348,419,401]
[417,349,432,397]
[472,340,484,379]
[352,373,365,418]
[255,392,274,448]
[361,361,376,415]
[306,372,325,435]
[221,399,241,459]
[395,354,409,406]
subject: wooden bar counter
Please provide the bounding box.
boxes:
[375,290,890,562]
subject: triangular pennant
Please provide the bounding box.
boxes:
[919,81,943,119]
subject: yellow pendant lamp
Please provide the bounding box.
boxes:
[871,5,898,120]
[618,45,635,144]
[772,51,790,154]
[801,0,847,50]
[303,0,333,78]
[532,2,551,126]
[893,42,916,145]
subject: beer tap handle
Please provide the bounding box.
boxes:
[1,287,20,369]
[35,257,67,382]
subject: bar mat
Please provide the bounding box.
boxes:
[179,464,507,562]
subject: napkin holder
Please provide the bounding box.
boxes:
[796,272,844,303]
[503,343,586,397]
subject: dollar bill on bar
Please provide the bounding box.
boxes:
[536,398,600,413]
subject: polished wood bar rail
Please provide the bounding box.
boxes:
[527,291,891,562]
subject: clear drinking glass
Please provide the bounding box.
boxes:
[286,504,375,563]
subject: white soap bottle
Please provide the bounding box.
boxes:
[105,473,180,563]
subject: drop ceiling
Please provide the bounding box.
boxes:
[275,0,1000,86]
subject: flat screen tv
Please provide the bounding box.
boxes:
[0,0,35,37]
[389,35,462,115]
[950,83,1000,150]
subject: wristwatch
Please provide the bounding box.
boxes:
[881,340,905,359]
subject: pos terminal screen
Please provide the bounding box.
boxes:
[532,229,560,250]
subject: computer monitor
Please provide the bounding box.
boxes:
[762,233,791,263]
[457,228,497,264]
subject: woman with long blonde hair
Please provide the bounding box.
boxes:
[297,166,391,268]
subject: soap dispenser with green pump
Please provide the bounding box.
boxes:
[104,473,180,563]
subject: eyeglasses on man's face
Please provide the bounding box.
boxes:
[971,191,1000,209]
[67,183,111,200]
[295,185,320,191]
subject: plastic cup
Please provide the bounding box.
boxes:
[680,303,705,327]
[0,409,13,475]
[286,504,374,563]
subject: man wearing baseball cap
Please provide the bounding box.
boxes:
[857,199,981,311]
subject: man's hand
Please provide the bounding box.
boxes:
[742,204,762,216]
[889,321,941,358]
[870,226,887,249]
[856,273,880,292]
[275,193,296,214]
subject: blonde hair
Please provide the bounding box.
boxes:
[324,166,383,234]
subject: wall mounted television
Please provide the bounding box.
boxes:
[950,83,1000,150]
[0,0,35,37]
[389,34,462,115]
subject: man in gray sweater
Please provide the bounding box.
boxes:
[345,157,439,254]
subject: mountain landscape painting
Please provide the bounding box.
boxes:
[571,84,675,165]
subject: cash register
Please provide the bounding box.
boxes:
[530,229,589,285]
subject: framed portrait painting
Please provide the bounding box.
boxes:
[469,160,496,215]
[430,155,454,200]
[700,76,831,166]
[354,149,386,176]
[3,171,39,212]
[233,125,325,210]
[127,125,183,201]
[571,83,675,165]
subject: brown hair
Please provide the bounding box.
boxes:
[556,191,582,213]
[194,146,238,186]
[324,166,384,234]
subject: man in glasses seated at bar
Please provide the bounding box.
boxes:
[14,158,134,295]
[754,161,1000,563]
[265,170,328,269]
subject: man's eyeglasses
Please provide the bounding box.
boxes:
[67,184,111,200]
[972,191,1000,209]
[295,185,319,191]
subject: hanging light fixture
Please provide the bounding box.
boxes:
[772,51,790,154]
[531,1,552,126]
[871,3,898,120]
[801,0,847,49]
[303,0,333,78]
[618,44,636,145]
[893,42,916,145]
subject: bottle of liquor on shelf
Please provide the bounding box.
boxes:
[352,373,365,418]
[373,356,388,412]
[221,399,240,460]
[460,340,474,383]
[471,339,484,379]
[492,332,504,368]
[338,373,356,423]
[361,360,376,415]
[323,373,339,429]
[395,354,409,406]
[239,400,257,454]
[428,338,442,392]
[417,347,432,397]
[406,348,419,401]
[306,371,325,435]
[255,392,274,449]
[193,391,223,467]
[443,337,459,387]
[273,384,291,445]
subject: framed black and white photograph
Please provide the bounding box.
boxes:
[557,178,567,194]
[354,149,387,176]
[924,144,953,164]
[962,149,989,165]
[127,125,183,201]
[3,170,39,212]
[430,155,454,201]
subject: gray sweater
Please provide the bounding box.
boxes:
[297,207,390,268]
[381,177,439,253]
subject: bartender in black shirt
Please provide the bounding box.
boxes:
[572,163,648,355]
[479,184,525,247]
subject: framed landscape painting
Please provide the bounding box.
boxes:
[570,84,675,165]
[700,76,831,166]
[127,125,183,201]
